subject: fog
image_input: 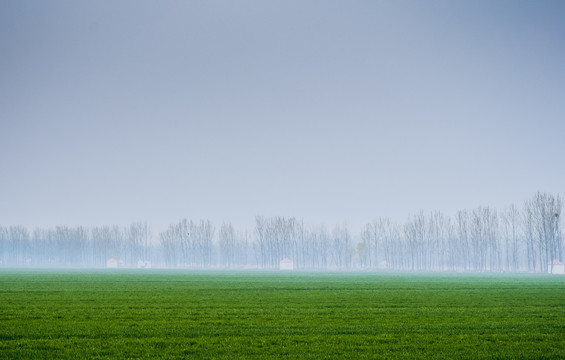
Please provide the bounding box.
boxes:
[0,192,561,274]
[1,1,564,270]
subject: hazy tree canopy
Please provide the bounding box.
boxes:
[0,193,562,273]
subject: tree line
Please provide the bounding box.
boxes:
[0,192,562,272]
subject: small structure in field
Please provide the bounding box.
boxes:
[106,258,119,268]
[137,260,151,269]
[280,258,294,271]
[548,259,564,274]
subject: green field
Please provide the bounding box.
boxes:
[1,271,564,359]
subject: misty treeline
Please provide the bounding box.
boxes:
[0,192,562,272]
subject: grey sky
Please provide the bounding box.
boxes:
[1,0,564,234]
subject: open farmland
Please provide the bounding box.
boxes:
[1,271,564,359]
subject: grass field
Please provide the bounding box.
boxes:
[1,270,564,359]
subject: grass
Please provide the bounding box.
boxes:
[0,270,564,359]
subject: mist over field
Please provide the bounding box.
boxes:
[1,1,564,272]
[0,191,562,273]
[3,3,565,358]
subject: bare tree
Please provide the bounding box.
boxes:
[160,225,180,267]
[305,225,330,269]
[8,226,30,266]
[525,192,562,273]
[127,222,151,266]
[360,221,382,269]
[192,220,215,267]
[501,205,520,272]
[0,226,6,266]
[219,223,236,268]
[405,212,426,271]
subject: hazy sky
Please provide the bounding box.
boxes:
[1,0,564,234]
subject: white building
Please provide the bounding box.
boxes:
[280,258,294,271]
[137,260,151,269]
[106,258,118,268]
[548,259,564,274]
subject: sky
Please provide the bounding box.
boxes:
[1,0,564,236]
